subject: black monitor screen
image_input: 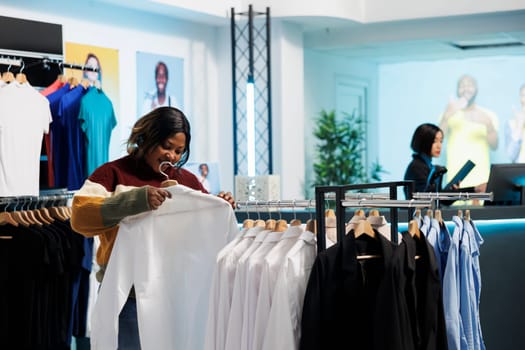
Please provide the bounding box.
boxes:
[485,163,525,206]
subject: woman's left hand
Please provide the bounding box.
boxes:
[218,191,236,209]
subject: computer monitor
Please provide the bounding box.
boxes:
[485,163,525,206]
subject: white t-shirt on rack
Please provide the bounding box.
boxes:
[0,81,51,196]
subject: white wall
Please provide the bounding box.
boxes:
[271,21,306,199]
[303,50,379,197]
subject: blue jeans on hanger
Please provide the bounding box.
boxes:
[118,296,141,350]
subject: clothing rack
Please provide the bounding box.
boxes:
[0,54,99,72]
[0,190,75,209]
[0,56,22,67]
[236,199,316,210]
[315,181,418,252]
[234,192,392,223]
[342,198,432,208]
[235,199,316,224]
[412,191,494,202]
[235,192,391,211]
[40,57,99,72]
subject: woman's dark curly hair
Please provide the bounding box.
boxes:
[127,106,191,168]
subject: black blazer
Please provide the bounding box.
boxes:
[299,230,408,350]
[373,231,448,350]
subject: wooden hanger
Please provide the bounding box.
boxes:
[0,212,18,226]
[434,209,443,224]
[57,74,68,84]
[354,220,382,260]
[265,219,276,231]
[325,209,336,218]
[38,207,55,224]
[274,219,288,232]
[161,179,178,187]
[33,209,52,225]
[24,198,45,226]
[254,219,266,227]
[2,71,14,83]
[290,218,302,226]
[62,206,72,219]
[464,209,471,221]
[68,76,79,88]
[408,219,420,239]
[11,211,30,227]
[355,209,366,217]
[243,219,255,229]
[49,206,68,221]
[457,209,463,219]
[15,72,27,84]
[354,220,376,238]
[80,78,91,89]
[426,209,433,219]
[24,209,43,227]
[368,209,379,217]
[306,218,317,234]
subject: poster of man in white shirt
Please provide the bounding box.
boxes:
[136,51,183,117]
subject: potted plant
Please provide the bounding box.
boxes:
[312,109,384,189]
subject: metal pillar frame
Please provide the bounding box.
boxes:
[231,5,272,176]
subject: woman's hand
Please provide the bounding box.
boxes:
[147,186,172,210]
[217,191,236,209]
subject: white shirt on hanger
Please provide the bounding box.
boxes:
[0,81,51,196]
[240,230,283,350]
[209,225,266,350]
[252,224,304,350]
[224,228,272,350]
[261,229,317,350]
[90,185,239,350]
[204,226,247,350]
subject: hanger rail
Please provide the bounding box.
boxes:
[236,199,316,210]
[0,190,76,207]
[412,192,493,201]
[0,56,22,67]
[342,199,432,208]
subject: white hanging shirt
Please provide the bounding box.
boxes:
[224,228,272,350]
[0,81,51,196]
[261,229,317,350]
[208,226,266,350]
[240,230,283,350]
[252,224,304,350]
[204,226,248,350]
[90,185,239,350]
